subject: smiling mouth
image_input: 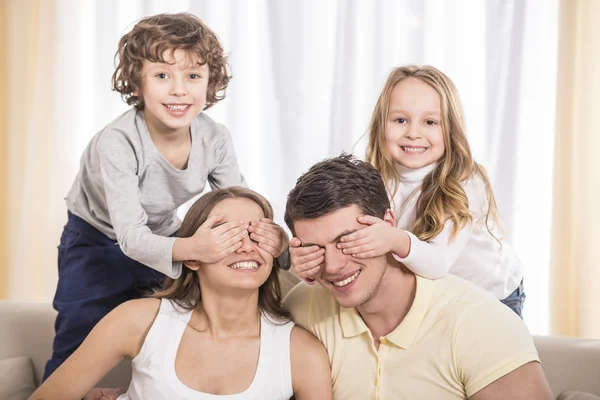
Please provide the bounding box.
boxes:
[164,104,191,111]
[329,270,361,287]
[401,146,427,153]
[228,261,260,270]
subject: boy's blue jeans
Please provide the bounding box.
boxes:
[43,212,165,381]
[500,280,526,318]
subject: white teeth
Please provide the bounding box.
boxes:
[332,271,360,287]
[229,261,259,270]
[402,146,426,153]
[166,104,189,111]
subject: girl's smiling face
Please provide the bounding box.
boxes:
[385,77,445,169]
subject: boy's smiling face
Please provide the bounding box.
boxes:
[136,49,209,137]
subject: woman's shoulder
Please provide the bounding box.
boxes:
[110,298,162,330]
[290,325,326,356]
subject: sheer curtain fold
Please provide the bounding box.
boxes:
[551,0,600,339]
[0,1,6,299]
[2,0,561,335]
[4,0,61,301]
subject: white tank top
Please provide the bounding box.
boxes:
[117,299,295,400]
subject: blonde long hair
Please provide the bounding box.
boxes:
[365,65,501,242]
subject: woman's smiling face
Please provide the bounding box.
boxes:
[197,197,274,292]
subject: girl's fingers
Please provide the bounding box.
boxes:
[353,250,378,259]
[299,265,321,279]
[342,244,372,255]
[299,255,324,271]
[297,248,324,265]
[357,215,383,225]
[290,245,321,257]
[337,236,369,249]
[289,237,302,247]
[339,229,367,243]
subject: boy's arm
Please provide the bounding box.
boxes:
[98,133,181,277]
[207,124,247,189]
[29,299,160,400]
[290,326,332,400]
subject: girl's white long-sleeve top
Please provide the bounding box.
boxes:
[391,163,523,300]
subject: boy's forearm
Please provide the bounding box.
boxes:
[172,237,190,261]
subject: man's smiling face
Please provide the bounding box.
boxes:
[293,205,388,308]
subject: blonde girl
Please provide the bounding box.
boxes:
[290,65,525,316]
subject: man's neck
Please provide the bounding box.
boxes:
[356,255,417,346]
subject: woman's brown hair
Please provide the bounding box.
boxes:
[154,187,290,321]
[365,65,501,242]
[112,13,231,110]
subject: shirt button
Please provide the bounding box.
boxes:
[374,378,378,386]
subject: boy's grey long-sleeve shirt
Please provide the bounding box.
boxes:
[66,109,247,278]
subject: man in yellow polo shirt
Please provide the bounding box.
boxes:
[282,155,552,400]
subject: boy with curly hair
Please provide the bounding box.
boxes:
[44,13,289,380]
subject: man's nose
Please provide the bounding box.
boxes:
[323,247,348,276]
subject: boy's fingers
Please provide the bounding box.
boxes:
[199,214,225,230]
[217,225,248,244]
[249,221,280,234]
[212,220,243,235]
[289,237,302,247]
[258,242,278,255]
[220,241,243,257]
[252,232,277,246]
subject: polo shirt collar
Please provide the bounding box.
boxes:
[339,275,432,349]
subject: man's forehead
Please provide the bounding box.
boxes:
[294,206,364,245]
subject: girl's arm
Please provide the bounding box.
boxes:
[290,326,333,399]
[29,299,160,400]
[392,219,473,279]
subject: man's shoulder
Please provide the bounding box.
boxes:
[429,274,506,319]
[283,283,339,328]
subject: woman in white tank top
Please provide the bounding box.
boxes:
[31,187,332,400]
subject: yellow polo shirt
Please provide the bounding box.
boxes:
[283,274,539,400]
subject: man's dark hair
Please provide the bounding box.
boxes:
[284,154,390,235]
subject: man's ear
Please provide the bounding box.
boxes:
[382,208,397,227]
[183,260,202,271]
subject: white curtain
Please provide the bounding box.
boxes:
[9,0,558,334]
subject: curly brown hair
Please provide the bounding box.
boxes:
[111,13,231,110]
[154,187,290,322]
